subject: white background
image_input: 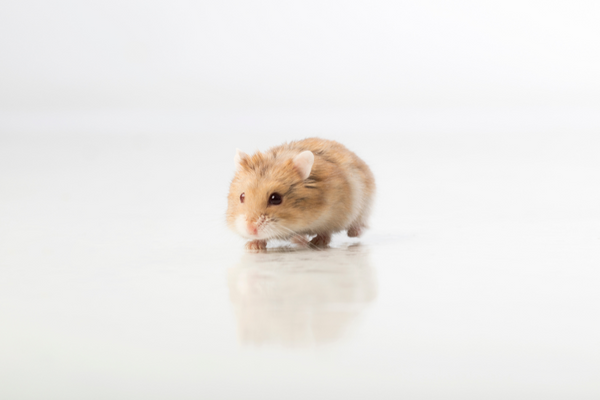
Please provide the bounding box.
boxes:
[1,0,600,110]
[1,1,599,399]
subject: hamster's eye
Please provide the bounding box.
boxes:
[268,193,282,205]
[240,193,245,203]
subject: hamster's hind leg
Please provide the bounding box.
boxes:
[246,240,267,251]
[347,214,368,237]
[347,224,363,237]
[310,232,331,247]
[347,207,370,238]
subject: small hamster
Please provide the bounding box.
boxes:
[226,138,375,250]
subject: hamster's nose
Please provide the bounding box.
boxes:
[246,222,258,236]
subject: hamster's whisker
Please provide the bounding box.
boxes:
[276,226,302,239]
[264,226,289,242]
[271,225,323,250]
[268,226,292,241]
[271,225,295,237]
[262,224,282,240]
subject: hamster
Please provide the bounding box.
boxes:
[226,138,375,250]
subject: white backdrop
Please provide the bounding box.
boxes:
[1,2,600,399]
[1,0,599,110]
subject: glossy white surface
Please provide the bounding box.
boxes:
[1,108,599,399]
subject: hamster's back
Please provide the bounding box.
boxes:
[269,138,375,232]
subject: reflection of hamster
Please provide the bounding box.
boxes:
[228,246,377,347]
[226,138,375,250]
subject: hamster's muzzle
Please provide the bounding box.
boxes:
[246,222,258,236]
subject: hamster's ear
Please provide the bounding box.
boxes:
[234,149,249,170]
[292,151,314,180]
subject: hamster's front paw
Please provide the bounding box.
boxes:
[310,233,331,248]
[245,240,267,251]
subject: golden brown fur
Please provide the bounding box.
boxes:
[226,138,375,249]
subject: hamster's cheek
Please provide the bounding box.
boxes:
[234,214,248,237]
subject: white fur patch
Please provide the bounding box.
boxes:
[235,214,248,237]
